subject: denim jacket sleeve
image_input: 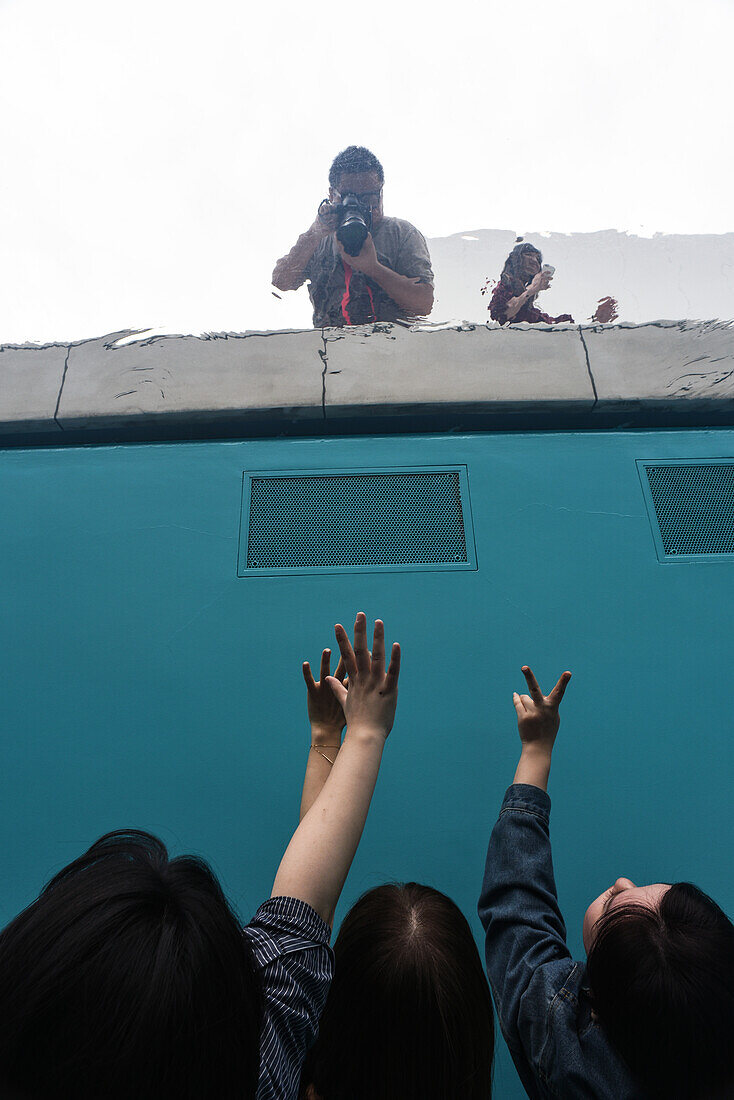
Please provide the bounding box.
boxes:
[478,784,645,1100]
[478,783,576,1097]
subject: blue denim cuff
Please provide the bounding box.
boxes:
[501,782,551,819]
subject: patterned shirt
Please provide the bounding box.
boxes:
[243,896,334,1100]
[302,215,434,327]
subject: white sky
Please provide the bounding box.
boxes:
[1,0,732,341]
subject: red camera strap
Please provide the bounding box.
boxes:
[340,261,376,326]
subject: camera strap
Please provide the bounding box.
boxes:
[340,261,376,326]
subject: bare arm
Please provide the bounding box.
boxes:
[337,236,434,317]
[369,262,434,316]
[504,288,533,320]
[272,614,400,926]
[272,223,325,291]
[504,273,550,320]
[272,203,338,291]
[299,648,346,822]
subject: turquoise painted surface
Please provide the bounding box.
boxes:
[1,428,733,1099]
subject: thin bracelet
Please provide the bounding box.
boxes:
[310,745,340,765]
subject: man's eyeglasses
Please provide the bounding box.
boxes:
[334,190,382,208]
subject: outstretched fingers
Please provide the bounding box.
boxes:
[549,670,572,705]
[521,666,544,704]
[384,642,401,693]
[334,655,347,684]
[319,648,331,684]
[371,619,385,676]
[352,612,371,676]
[302,661,317,692]
[334,622,358,680]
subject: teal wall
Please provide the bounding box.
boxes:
[1,428,733,1099]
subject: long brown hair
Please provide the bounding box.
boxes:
[301,883,494,1100]
[586,882,734,1100]
[499,242,543,297]
[0,830,260,1100]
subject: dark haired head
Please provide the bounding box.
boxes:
[301,882,494,1100]
[586,882,734,1100]
[0,830,260,1100]
[500,242,543,297]
[328,146,384,189]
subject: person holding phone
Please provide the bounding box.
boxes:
[488,242,575,325]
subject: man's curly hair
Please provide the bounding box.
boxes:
[329,146,384,188]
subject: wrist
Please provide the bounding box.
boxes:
[366,258,384,282]
[343,723,387,747]
[310,723,343,747]
[513,745,553,790]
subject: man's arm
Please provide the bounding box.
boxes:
[338,236,434,317]
[272,614,400,927]
[272,204,338,291]
[478,667,573,1089]
[299,648,346,822]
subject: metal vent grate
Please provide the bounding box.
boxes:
[639,461,734,560]
[238,467,476,575]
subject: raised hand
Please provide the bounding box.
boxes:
[527,272,546,296]
[512,666,572,791]
[302,649,347,744]
[337,234,379,278]
[327,613,400,741]
[313,198,340,236]
[591,295,619,324]
[273,613,400,924]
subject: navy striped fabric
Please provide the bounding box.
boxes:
[244,896,334,1100]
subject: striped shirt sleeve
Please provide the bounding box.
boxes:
[243,896,334,1100]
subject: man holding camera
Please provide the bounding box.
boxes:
[272,146,434,327]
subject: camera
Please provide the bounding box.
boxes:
[334,193,372,256]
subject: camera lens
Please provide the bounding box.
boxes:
[336,194,372,257]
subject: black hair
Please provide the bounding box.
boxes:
[0,830,261,1100]
[499,242,543,297]
[301,882,494,1100]
[586,882,734,1100]
[328,146,384,189]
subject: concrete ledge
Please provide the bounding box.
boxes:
[1,320,734,446]
[55,329,325,431]
[583,320,734,423]
[0,343,68,434]
[322,322,593,418]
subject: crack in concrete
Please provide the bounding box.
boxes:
[52,344,72,431]
[318,329,329,419]
[577,326,598,408]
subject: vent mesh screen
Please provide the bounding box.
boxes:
[644,463,734,556]
[246,471,467,569]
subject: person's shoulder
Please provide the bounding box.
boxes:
[542,963,642,1099]
[380,215,425,236]
[243,896,331,968]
